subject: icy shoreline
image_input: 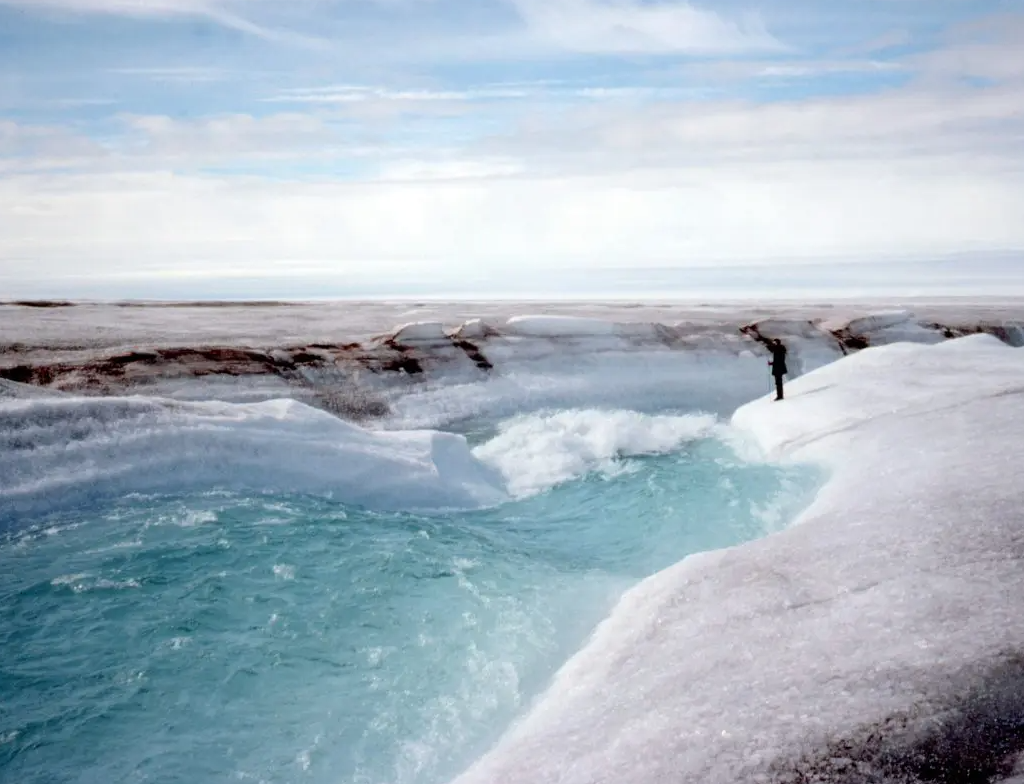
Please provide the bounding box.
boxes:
[452,334,1024,784]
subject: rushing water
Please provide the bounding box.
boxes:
[0,407,818,784]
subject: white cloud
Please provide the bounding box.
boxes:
[268,85,533,105]
[1,156,1022,287]
[120,112,339,158]
[0,120,105,163]
[376,157,524,181]
[3,0,211,13]
[751,59,900,78]
[0,0,316,44]
[486,82,1024,173]
[110,66,230,84]
[916,42,1024,83]
[0,113,369,174]
[6,72,1023,182]
[3,7,1023,288]
[911,14,1024,83]
[851,29,912,55]
[511,0,779,54]
[670,55,904,85]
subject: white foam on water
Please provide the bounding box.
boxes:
[50,573,141,593]
[272,564,296,580]
[473,409,719,497]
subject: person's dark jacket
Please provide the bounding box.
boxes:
[770,343,788,376]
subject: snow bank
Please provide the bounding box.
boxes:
[502,315,666,343]
[450,318,497,340]
[0,396,507,523]
[388,321,449,344]
[733,334,1016,457]
[842,309,913,334]
[453,335,1024,784]
[504,315,622,338]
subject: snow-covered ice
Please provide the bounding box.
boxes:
[386,321,451,345]
[0,396,508,521]
[452,334,1024,784]
[504,315,626,338]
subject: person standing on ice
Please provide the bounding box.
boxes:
[769,338,788,401]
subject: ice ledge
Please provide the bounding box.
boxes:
[453,335,1024,784]
[731,333,1016,459]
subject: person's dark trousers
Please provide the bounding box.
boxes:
[774,374,784,400]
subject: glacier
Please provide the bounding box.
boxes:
[3,299,1024,783]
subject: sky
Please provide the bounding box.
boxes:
[1,0,1023,298]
